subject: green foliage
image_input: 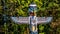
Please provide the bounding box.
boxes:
[39,24,44,31]
[39,32,45,34]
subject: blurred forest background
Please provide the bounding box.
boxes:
[0,0,60,34]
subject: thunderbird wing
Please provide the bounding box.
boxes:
[37,17,53,24]
[11,17,29,24]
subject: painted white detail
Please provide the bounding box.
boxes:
[29,4,36,6]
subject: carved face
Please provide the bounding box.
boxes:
[29,6,37,12]
[30,12,36,16]
[30,12,34,16]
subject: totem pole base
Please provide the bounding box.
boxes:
[30,31,38,34]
